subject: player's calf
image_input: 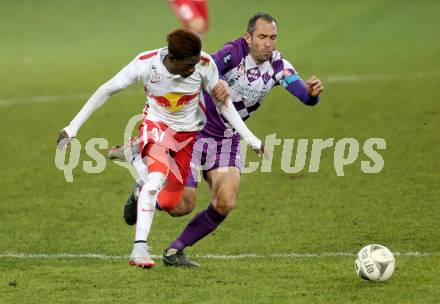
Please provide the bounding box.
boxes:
[123,182,188,224]
[167,188,197,216]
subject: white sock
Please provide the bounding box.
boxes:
[132,153,148,185]
[133,242,147,252]
[135,172,166,242]
[131,242,148,258]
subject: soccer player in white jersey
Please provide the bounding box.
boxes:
[57,29,263,268]
[112,13,324,267]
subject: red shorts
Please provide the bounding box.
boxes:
[138,120,196,210]
[168,0,208,28]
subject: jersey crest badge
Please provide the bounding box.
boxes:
[150,65,161,83]
[246,67,260,84]
[262,72,271,85]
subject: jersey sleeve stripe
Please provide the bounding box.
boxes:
[200,56,210,63]
[280,74,301,88]
[198,101,206,114]
[139,51,158,60]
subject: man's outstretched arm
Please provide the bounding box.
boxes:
[57,54,146,148]
[280,73,324,106]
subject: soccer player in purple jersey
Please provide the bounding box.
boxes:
[112,13,324,267]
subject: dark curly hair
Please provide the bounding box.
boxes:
[167,29,202,60]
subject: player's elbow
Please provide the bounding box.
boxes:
[98,80,119,98]
[167,190,197,217]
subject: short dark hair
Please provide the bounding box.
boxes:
[247,13,277,35]
[167,29,202,60]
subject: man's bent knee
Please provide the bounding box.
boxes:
[167,187,197,217]
[213,191,237,215]
[208,168,240,216]
[157,188,184,211]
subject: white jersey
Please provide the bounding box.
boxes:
[65,48,219,136]
[114,48,219,131]
[62,47,262,149]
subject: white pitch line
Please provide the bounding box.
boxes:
[1,72,438,107]
[0,90,140,107]
[0,93,90,107]
[0,251,438,260]
[325,71,440,83]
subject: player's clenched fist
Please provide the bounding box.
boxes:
[56,129,71,149]
[306,76,324,97]
[212,80,230,103]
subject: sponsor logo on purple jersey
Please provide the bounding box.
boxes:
[246,67,261,84]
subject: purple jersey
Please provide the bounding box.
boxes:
[187,38,318,185]
[200,37,298,138]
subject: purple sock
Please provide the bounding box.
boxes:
[169,203,226,251]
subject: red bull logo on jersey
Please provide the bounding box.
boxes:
[151,91,199,112]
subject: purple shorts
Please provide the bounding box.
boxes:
[186,131,243,188]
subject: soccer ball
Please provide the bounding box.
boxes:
[355,244,395,281]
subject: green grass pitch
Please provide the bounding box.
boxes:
[1,0,439,303]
